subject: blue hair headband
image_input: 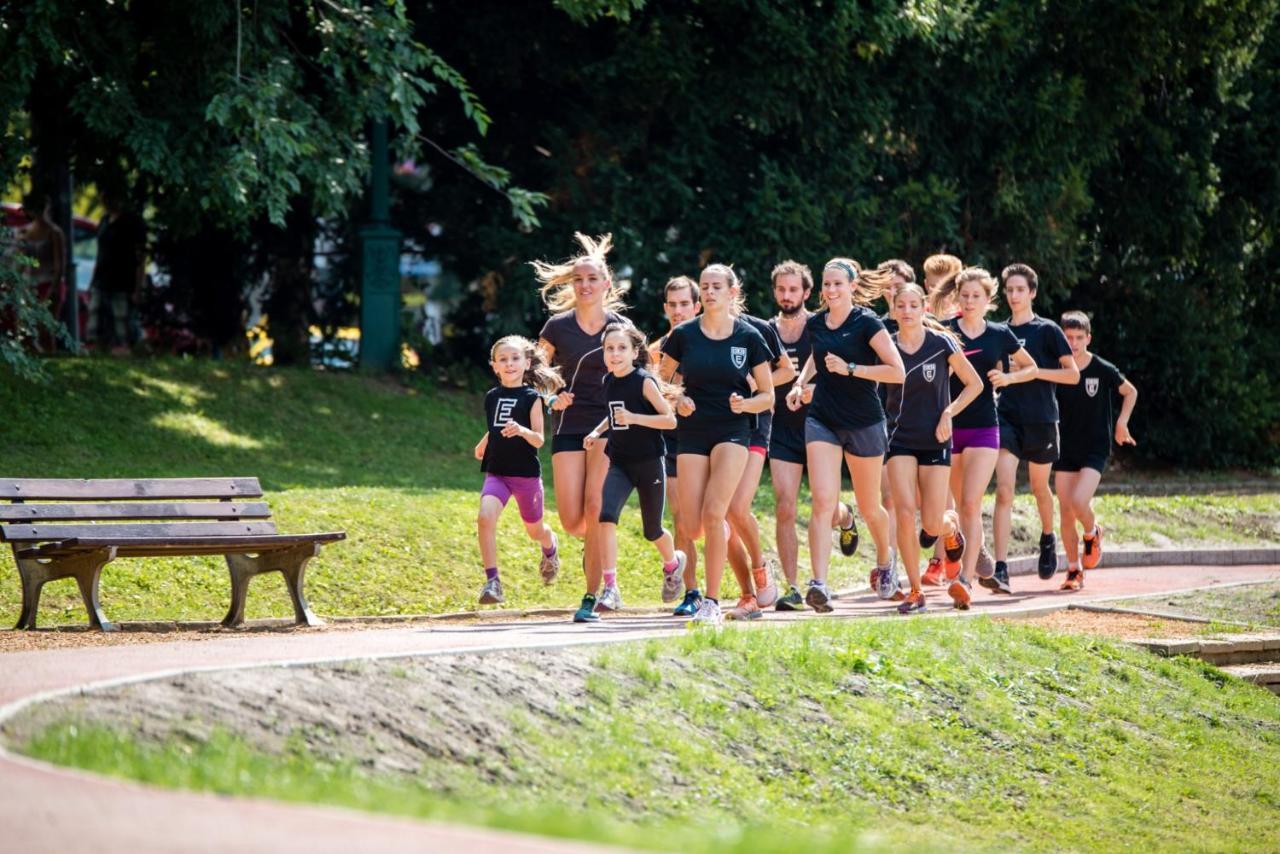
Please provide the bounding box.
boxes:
[824,261,858,281]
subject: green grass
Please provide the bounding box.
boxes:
[19,618,1280,852]
[2,357,1277,626]
[1109,581,1280,629]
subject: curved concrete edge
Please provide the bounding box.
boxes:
[1006,546,1280,577]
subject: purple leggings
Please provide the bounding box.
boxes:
[481,474,545,523]
[952,426,1000,454]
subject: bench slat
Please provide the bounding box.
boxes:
[17,532,345,559]
[0,478,264,501]
[1,521,278,543]
[0,502,273,522]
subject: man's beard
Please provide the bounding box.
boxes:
[778,303,803,317]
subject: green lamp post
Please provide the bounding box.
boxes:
[359,120,402,372]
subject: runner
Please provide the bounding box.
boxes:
[786,258,905,611]
[649,276,703,616]
[945,268,1037,600]
[1053,311,1138,590]
[579,323,686,621]
[534,233,630,613]
[993,263,1081,585]
[722,291,794,621]
[660,264,775,626]
[873,259,914,586]
[884,284,983,613]
[473,336,565,605]
[768,260,817,611]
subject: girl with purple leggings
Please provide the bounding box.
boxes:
[473,336,565,606]
[942,269,1037,598]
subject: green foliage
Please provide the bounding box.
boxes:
[0,251,74,381]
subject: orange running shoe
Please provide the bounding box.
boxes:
[726,594,763,620]
[922,557,945,586]
[947,578,972,610]
[1060,568,1084,591]
[897,589,927,614]
[1082,525,1104,570]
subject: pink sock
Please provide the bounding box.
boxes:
[603,570,617,588]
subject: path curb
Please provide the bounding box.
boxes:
[1006,546,1280,577]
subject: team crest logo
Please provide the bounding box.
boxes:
[923,363,937,383]
[1085,378,1099,397]
[730,346,747,369]
[1017,338,1026,348]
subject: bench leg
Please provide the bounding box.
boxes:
[223,543,325,628]
[13,547,118,631]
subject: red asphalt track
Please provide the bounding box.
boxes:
[3,562,1277,853]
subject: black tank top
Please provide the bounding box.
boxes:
[481,385,542,477]
[603,368,666,463]
[770,315,812,434]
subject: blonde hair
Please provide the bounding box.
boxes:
[820,257,893,308]
[922,254,964,291]
[531,232,629,314]
[701,263,747,315]
[953,267,999,315]
[894,283,960,344]
[489,335,565,395]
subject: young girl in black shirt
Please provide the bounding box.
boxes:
[579,323,685,622]
[473,336,564,605]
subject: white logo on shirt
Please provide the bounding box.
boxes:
[1085,378,1099,397]
[493,398,517,427]
[922,363,937,383]
[608,401,630,430]
[730,346,747,369]
[1017,338,1026,348]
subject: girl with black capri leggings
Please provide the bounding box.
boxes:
[661,264,775,627]
[579,323,686,622]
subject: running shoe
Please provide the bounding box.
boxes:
[921,557,945,587]
[753,563,779,608]
[596,583,623,612]
[539,545,560,585]
[674,588,702,617]
[943,528,965,578]
[690,597,723,627]
[726,594,763,621]
[838,501,860,556]
[573,594,600,623]
[875,549,901,600]
[979,560,1012,595]
[975,544,995,580]
[775,585,804,611]
[1082,525,1104,570]
[897,589,927,615]
[1060,567,1084,591]
[805,578,834,613]
[947,577,972,610]
[478,577,504,605]
[661,551,687,603]
[1038,532,1058,579]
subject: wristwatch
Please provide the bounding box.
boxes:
[846,362,858,376]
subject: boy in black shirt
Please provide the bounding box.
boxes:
[1053,311,1138,589]
[992,263,1080,581]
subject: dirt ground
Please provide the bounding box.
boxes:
[1015,609,1211,639]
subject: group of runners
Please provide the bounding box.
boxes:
[473,233,1139,626]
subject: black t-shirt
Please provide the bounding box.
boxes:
[655,331,679,455]
[94,212,147,295]
[740,314,785,376]
[1057,355,1126,460]
[886,329,960,450]
[481,385,542,477]
[603,368,667,463]
[539,309,627,436]
[770,314,813,434]
[998,315,1073,425]
[661,318,771,432]
[876,312,900,409]
[948,318,1023,429]
[807,307,888,430]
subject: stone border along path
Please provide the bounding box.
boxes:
[1,553,1277,853]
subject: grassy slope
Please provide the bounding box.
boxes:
[20,618,1280,852]
[2,358,1278,626]
[1109,580,1280,628]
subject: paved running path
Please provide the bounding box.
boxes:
[3,562,1276,853]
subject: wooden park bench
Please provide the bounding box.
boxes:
[1,478,345,632]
